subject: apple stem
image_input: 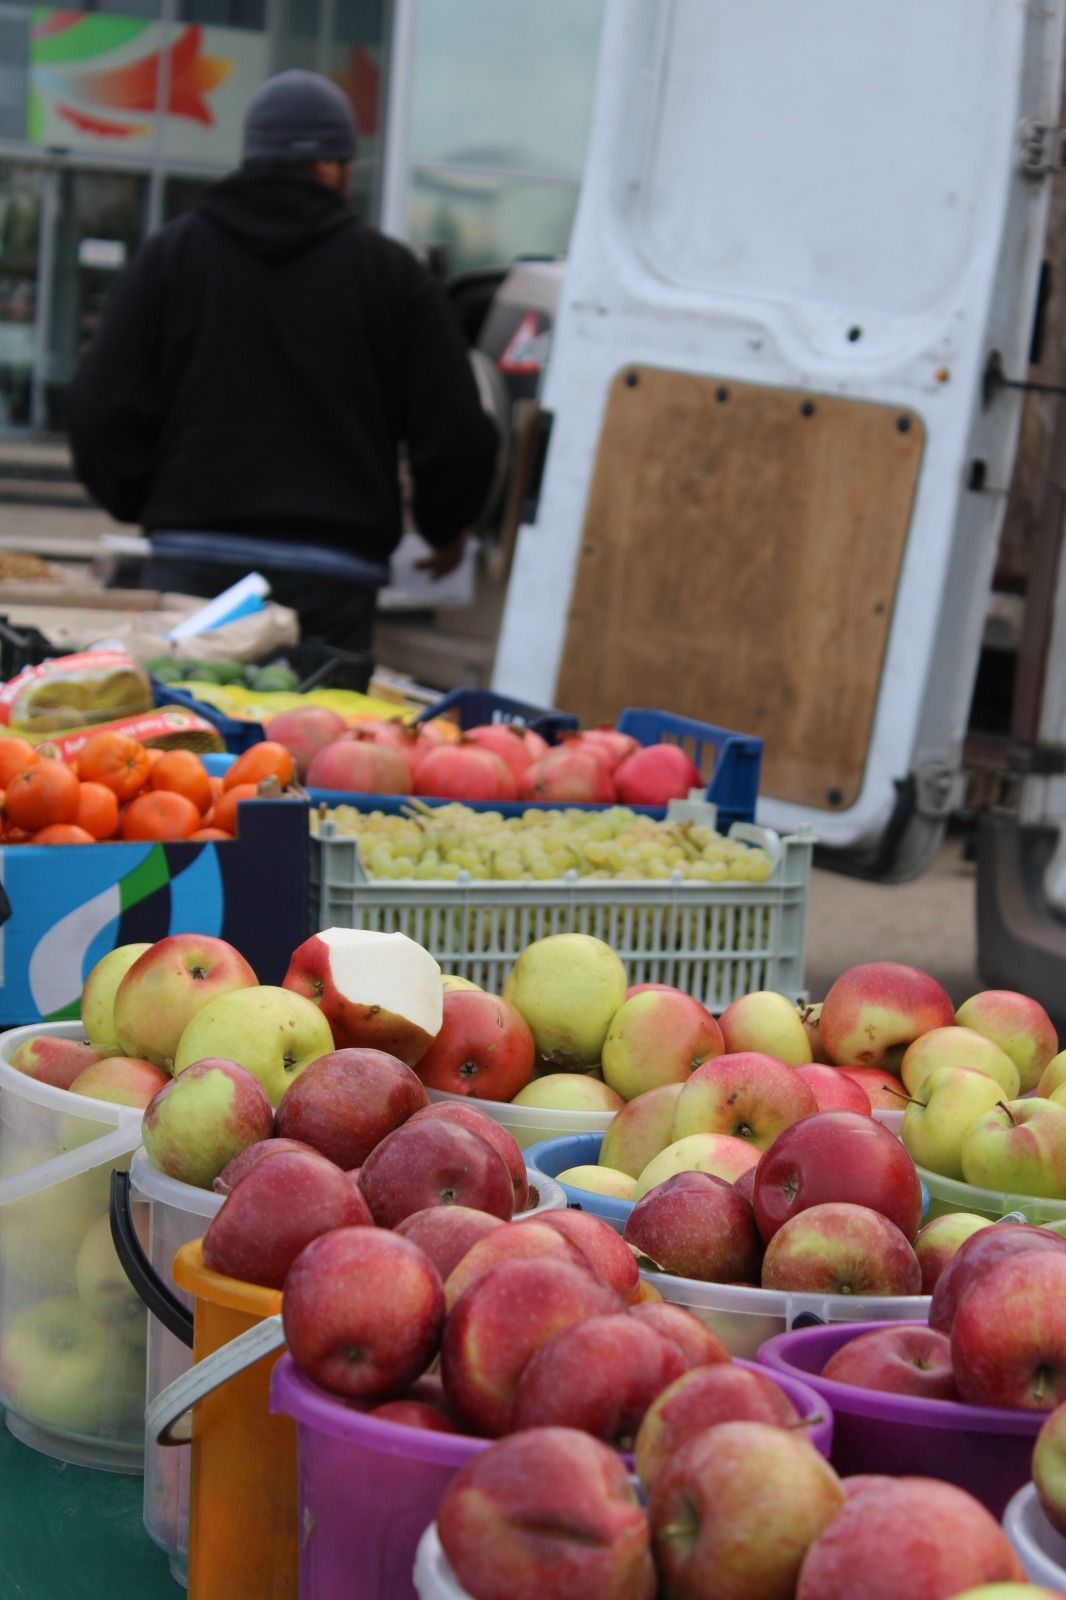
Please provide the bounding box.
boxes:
[1000,1102,1019,1127]
[883,1086,920,1106]
[787,1414,828,1434]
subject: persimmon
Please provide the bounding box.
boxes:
[77,731,151,801]
[189,827,234,841]
[120,790,201,841]
[0,737,37,786]
[3,759,81,831]
[223,741,295,791]
[148,749,212,814]
[31,823,96,844]
[208,775,225,804]
[211,783,258,835]
[74,781,120,840]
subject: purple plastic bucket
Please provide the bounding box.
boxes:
[270,1354,833,1600]
[757,1320,1045,1517]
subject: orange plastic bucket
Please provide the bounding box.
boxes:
[170,1240,297,1600]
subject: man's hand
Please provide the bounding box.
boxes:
[415,535,468,579]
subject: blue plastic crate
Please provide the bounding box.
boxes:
[152,681,265,755]
[415,687,578,741]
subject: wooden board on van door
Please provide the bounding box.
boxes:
[554,367,924,812]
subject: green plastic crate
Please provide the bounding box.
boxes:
[309,823,813,1010]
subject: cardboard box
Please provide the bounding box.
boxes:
[0,798,311,1026]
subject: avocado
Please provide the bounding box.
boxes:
[149,660,186,684]
[247,663,301,693]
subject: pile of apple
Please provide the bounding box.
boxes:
[266,703,704,806]
[813,1218,1066,1413]
[430,1425,1038,1600]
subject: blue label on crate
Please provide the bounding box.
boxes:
[0,801,310,1025]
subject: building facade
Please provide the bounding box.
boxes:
[0,0,602,431]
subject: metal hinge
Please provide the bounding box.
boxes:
[1019,118,1066,178]
[914,761,962,820]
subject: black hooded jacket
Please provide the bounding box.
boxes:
[66,168,500,564]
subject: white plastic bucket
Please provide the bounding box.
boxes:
[1004,1482,1066,1586]
[918,1164,1066,1225]
[414,1523,470,1599]
[640,1268,931,1360]
[129,1147,223,1586]
[0,1021,146,1471]
[426,1085,617,1152]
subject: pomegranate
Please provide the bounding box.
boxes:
[348,717,421,759]
[614,744,702,807]
[520,745,617,803]
[574,724,640,772]
[463,723,541,782]
[264,707,347,781]
[306,738,413,794]
[415,741,517,802]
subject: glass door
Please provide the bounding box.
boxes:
[0,165,43,427]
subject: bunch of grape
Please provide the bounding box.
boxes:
[312,801,774,884]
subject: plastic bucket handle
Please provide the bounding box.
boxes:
[146,1314,286,1447]
[108,1169,194,1348]
[0,1123,141,1205]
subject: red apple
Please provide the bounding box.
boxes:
[510,1312,687,1444]
[142,1057,275,1189]
[795,1476,1025,1598]
[412,990,535,1101]
[393,1205,504,1282]
[794,1064,873,1116]
[368,1399,457,1433]
[406,1102,529,1211]
[213,1137,326,1195]
[819,961,955,1068]
[837,1065,910,1114]
[441,1259,623,1436]
[955,988,1058,1094]
[357,1117,514,1228]
[112,934,259,1070]
[201,1149,373,1289]
[928,1221,1066,1333]
[281,1226,443,1401]
[760,1202,922,1296]
[443,1220,583,1311]
[819,1325,957,1400]
[437,1427,656,1600]
[9,1036,104,1090]
[950,1248,1066,1409]
[537,1210,641,1304]
[622,1170,763,1283]
[651,1421,844,1599]
[671,1052,819,1150]
[282,927,442,1065]
[273,1046,427,1169]
[752,1110,923,1243]
[634,1361,803,1491]
[734,1164,758,1206]
[69,1056,170,1108]
[627,1303,731,1370]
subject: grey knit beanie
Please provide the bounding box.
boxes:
[241,70,356,165]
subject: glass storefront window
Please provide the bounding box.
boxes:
[411,0,603,180]
[408,166,578,277]
[0,164,40,425]
[178,0,265,31]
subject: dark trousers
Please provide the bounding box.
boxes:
[138,556,378,656]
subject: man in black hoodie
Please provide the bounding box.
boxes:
[66,70,500,654]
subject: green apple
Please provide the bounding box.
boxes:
[899,1064,1008,1179]
[142,1057,274,1186]
[1,1295,110,1435]
[900,1026,1020,1100]
[114,934,259,1070]
[598,1083,684,1178]
[1033,1400,1066,1540]
[503,933,628,1071]
[635,1132,759,1199]
[960,1098,1066,1198]
[1038,1050,1066,1098]
[510,1073,624,1113]
[172,984,335,1105]
[950,1590,1064,1599]
[79,943,152,1054]
[718,990,813,1064]
[75,1213,142,1322]
[955,989,1058,1093]
[555,1164,637,1201]
[912,1211,991,1294]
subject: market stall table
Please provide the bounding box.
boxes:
[0,1421,181,1597]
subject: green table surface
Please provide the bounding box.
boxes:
[0,1416,183,1600]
